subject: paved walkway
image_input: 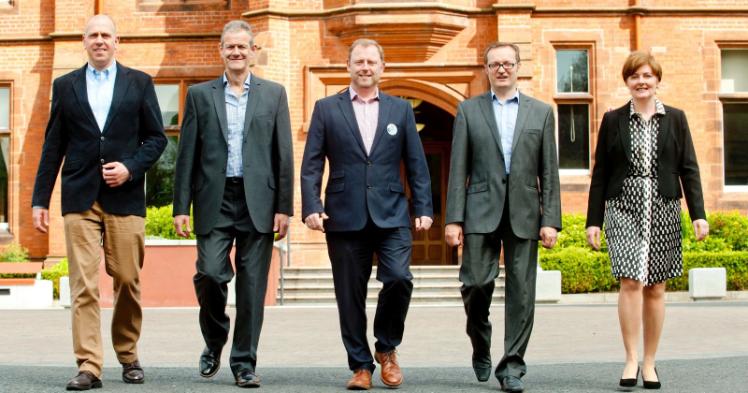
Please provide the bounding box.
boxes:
[1,302,747,392]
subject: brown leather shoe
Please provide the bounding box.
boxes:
[346,368,372,390]
[122,360,144,384]
[66,371,102,391]
[375,350,403,388]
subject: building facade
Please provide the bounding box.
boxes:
[1,0,747,266]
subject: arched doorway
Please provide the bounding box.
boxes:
[402,98,457,265]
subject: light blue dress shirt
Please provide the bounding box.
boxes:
[491,90,519,174]
[86,61,117,132]
[223,73,251,178]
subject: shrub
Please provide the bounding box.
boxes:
[540,247,618,293]
[42,258,69,299]
[0,242,29,262]
[667,252,748,291]
[145,205,194,240]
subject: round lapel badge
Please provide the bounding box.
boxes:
[386,123,398,136]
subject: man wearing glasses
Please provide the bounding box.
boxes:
[444,42,562,393]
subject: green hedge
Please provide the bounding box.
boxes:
[145,205,194,240]
[42,258,68,299]
[0,242,29,262]
[539,212,748,293]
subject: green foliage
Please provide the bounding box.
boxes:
[145,205,194,240]
[540,247,618,293]
[0,242,29,262]
[41,258,68,299]
[539,212,748,293]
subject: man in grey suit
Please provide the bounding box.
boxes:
[444,42,562,393]
[172,20,293,389]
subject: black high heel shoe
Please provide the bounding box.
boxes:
[643,367,661,389]
[619,366,639,388]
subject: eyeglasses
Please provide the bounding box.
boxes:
[486,62,516,71]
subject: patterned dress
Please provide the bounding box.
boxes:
[604,99,682,285]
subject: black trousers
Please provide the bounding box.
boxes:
[194,180,274,375]
[460,200,538,380]
[325,220,414,372]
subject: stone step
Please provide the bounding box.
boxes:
[278,293,506,305]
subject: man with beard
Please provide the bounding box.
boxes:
[301,38,433,390]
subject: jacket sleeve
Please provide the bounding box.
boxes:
[677,110,706,221]
[586,111,612,228]
[300,100,327,221]
[539,105,562,230]
[445,102,469,225]
[402,101,433,219]
[122,75,167,181]
[172,87,198,217]
[273,86,294,216]
[32,79,68,209]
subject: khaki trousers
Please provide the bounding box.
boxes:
[64,201,145,377]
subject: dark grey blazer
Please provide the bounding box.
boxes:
[445,92,562,240]
[586,103,706,228]
[172,75,294,235]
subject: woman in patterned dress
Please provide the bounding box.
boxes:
[585,51,709,390]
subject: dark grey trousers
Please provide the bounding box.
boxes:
[460,204,538,380]
[194,180,274,375]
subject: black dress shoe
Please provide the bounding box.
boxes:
[500,375,524,392]
[235,370,261,388]
[643,367,661,389]
[472,365,492,382]
[199,347,221,378]
[619,366,639,388]
[122,360,144,384]
[66,371,102,391]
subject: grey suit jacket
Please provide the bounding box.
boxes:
[445,92,562,240]
[173,75,294,235]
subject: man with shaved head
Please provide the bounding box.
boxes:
[32,14,166,391]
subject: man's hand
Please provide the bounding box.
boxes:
[274,213,290,240]
[586,226,601,250]
[415,216,433,232]
[33,207,50,233]
[445,223,463,247]
[173,215,192,238]
[693,219,709,241]
[304,212,329,232]
[539,226,558,249]
[102,161,130,187]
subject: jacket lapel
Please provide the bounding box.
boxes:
[211,77,229,143]
[72,65,99,132]
[101,63,132,134]
[657,106,672,159]
[336,90,368,155]
[242,74,261,140]
[512,92,531,152]
[478,92,503,156]
[618,105,633,163]
[368,93,390,155]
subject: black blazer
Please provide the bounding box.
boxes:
[300,90,433,232]
[586,103,706,228]
[32,63,167,217]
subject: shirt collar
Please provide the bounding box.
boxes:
[491,89,520,104]
[629,98,666,118]
[349,85,379,102]
[223,73,252,90]
[87,60,117,80]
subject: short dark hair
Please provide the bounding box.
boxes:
[621,51,662,82]
[483,42,520,64]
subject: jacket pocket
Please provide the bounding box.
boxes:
[389,183,405,194]
[467,181,488,194]
[326,182,344,193]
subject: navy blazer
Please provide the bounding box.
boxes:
[586,103,706,228]
[32,63,167,216]
[301,90,433,232]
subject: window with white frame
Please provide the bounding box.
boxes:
[720,49,748,188]
[0,85,10,230]
[555,48,591,171]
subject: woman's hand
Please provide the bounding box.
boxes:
[693,219,709,241]
[586,226,601,250]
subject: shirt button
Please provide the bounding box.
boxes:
[100,136,105,141]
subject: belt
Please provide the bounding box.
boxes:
[226,177,243,183]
